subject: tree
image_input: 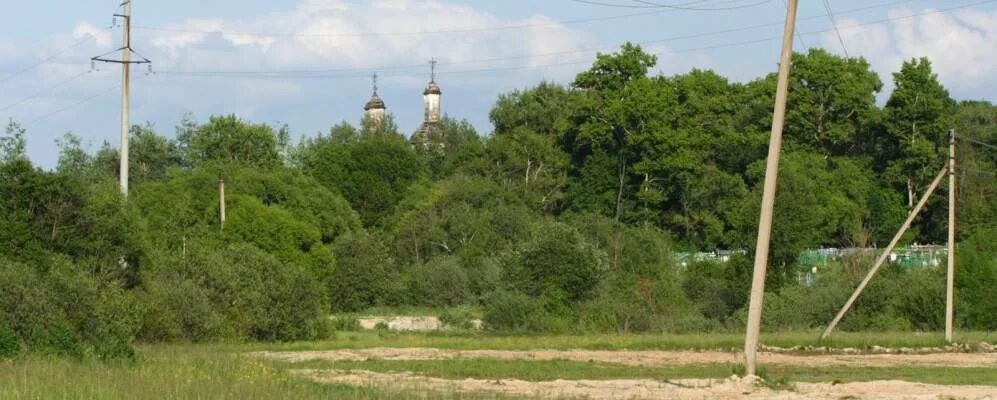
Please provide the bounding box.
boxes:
[302,135,425,226]
[784,49,883,156]
[1,119,27,163]
[181,115,281,169]
[882,58,956,208]
[565,43,676,222]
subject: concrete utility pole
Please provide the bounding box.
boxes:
[219,179,226,230]
[743,0,798,376]
[119,0,131,196]
[946,129,956,342]
[822,165,949,339]
[92,0,150,197]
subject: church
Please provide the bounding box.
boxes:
[361,60,445,148]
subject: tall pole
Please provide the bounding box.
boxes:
[946,129,956,342]
[822,166,949,339]
[119,0,132,197]
[219,179,226,230]
[744,0,798,376]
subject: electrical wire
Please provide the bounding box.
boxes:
[0,35,93,86]
[135,5,693,38]
[823,0,851,57]
[0,70,90,113]
[155,0,977,79]
[569,0,763,9]
[154,0,918,76]
[628,0,774,11]
[959,135,997,151]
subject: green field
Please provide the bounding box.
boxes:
[2,331,994,399]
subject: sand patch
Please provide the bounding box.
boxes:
[296,369,997,400]
[256,347,997,368]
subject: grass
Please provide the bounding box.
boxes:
[274,358,997,386]
[231,330,997,353]
[0,346,529,400]
[2,331,994,398]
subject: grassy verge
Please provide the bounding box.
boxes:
[0,346,526,400]
[276,358,997,386]
[231,330,997,353]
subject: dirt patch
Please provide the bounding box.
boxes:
[353,316,483,331]
[296,369,997,400]
[256,347,997,368]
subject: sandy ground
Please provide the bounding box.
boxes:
[296,369,997,400]
[256,347,997,368]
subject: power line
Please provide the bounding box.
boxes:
[569,0,767,9]
[823,0,850,57]
[156,0,919,77]
[582,0,773,11]
[962,167,997,176]
[134,5,693,38]
[959,135,997,150]
[0,35,93,86]
[24,84,119,126]
[0,70,91,113]
[155,0,977,79]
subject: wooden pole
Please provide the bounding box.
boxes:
[822,165,949,339]
[946,129,956,342]
[744,0,798,376]
[219,179,226,230]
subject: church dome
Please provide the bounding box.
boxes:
[364,93,385,110]
[423,81,442,95]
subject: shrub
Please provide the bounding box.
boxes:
[330,232,398,312]
[0,323,17,358]
[482,291,561,332]
[406,257,472,307]
[504,222,606,303]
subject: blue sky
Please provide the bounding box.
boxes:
[3,0,996,168]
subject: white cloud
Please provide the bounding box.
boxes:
[822,7,997,99]
[144,0,592,84]
[73,22,113,49]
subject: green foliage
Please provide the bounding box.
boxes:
[504,222,606,303]
[181,114,282,168]
[0,43,994,347]
[302,135,426,226]
[329,232,399,312]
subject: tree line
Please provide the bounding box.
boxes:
[1,44,995,358]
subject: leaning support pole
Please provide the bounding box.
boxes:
[821,165,949,339]
[945,129,956,342]
[743,0,798,376]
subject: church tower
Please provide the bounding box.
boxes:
[363,73,386,125]
[412,58,444,148]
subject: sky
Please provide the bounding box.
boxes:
[2,0,996,169]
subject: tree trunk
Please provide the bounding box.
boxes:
[615,153,626,222]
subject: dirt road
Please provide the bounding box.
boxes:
[256,347,997,368]
[298,369,997,400]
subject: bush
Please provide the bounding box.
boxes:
[482,291,565,333]
[406,257,472,307]
[0,257,136,358]
[140,244,328,342]
[0,324,17,358]
[330,232,399,312]
[504,222,606,303]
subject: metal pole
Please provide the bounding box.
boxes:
[119,0,132,197]
[219,179,226,230]
[744,0,798,376]
[821,166,949,339]
[946,129,956,342]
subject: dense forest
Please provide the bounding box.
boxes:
[1,44,995,358]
